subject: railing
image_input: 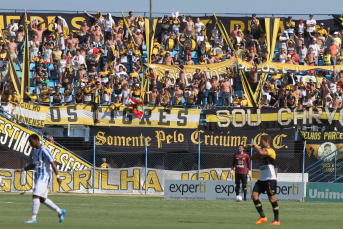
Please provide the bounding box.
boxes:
[0,107,91,165]
[0,9,335,19]
[305,145,343,182]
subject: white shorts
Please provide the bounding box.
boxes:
[33,180,49,198]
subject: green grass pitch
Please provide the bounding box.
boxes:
[0,194,342,229]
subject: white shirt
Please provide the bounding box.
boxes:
[330,82,337,94]
[2,104,13,119]
[303,100,313,106]
[298,24,305,34]
[104,18,114,32]
[6,23,18,37]
[43,49,52,62]
[306,19,316,32]
[72,54,85,66]
[196,35,206,43]
[115,71,128,79]
[299,48,308,62]
[32,145,54,182]
[309,44,320,56]
[212,29,219,39]
[121,89,131,105]
[195,22,204,33]
[58,37,65,50]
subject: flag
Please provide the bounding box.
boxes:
[21,10,30,101]
[130,98,144,119]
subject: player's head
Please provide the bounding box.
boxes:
[261,134,272,148]
[238,145,244,152]
[28,134,40,149]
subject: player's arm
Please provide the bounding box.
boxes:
[247,144,269,159]
[50,161,62,185]
[14,164,36,173]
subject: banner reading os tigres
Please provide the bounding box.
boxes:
[0,116,91,171]
[147,58,252,85]
[12,103,201,129]
[205,107,343,129]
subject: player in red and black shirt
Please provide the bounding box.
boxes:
[231,145,251,201]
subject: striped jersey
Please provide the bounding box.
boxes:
[258,148,277,181]
[32,145,55,182]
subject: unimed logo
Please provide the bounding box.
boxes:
[309,189,343,200]
[169,182,206,195]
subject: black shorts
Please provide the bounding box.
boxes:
[208,92,217,105]
[235,173,247,185]
[93,102,99,110]
[253,180,277,196]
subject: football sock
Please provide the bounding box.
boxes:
[243,184,247,200]
[44,199,62,215]
[253,199,265,218]
[271,201,279,221]
[235,186,240,196]
[32,198,40,220]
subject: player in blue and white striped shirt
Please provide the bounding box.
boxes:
[15,134,66,224]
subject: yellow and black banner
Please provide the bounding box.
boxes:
[300,131,343,173]
[13,102,201,129]
[91,126,295,154]
[147,57,252,84]
[0,116,92,171]
[205,107,343,129]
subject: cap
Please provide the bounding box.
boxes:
[334,31,339,35]
[313,38,317,41]
[136,29,141,33]
[48,35,53,38]
[287,54,291,57]
[249,35,253,38]
[320,23,324,26]
[300,18,303,21]
[135,84,140,87]
[309,14,313,17]
[285,85,291,90]
[153,85,157,88]
[196,67,200,70]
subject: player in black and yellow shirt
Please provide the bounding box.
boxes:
[247,135,280,226]
[25,87,39,104]
[92,81,102,124]
[111,96,121,116]
[51,86,63,106]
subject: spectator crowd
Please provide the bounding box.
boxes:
[0,12,343,122]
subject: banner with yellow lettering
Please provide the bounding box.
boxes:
[0,167,302,194]
[12,103,201,129]
[0,116,92,171]
[90,126,295,154]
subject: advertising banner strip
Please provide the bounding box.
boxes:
[0,116,92,171]
[12,103,201,129]
[90,126,295,154]
[205,107,343,129]
[164,180,305,201]
[0,168,305,199]
[306,182,343,202]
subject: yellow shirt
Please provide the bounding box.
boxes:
[112,103,121,110]
[241,99,248,106]
[26,92,38,102]
[271,74,283,80]
[130,72,139,78]
[316,28,328,36]
[315,75,325,88]
[104,88,112,95]
[40,89,50,103]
